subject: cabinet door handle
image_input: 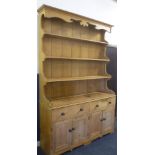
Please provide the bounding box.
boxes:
[68,129,72,132]
[61,112,65,116]
[80,108,83,111]
[108,102,112,104]
[96,105,99,107]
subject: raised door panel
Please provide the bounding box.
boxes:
[90,111,102,139]
[72,115,89,146]
[101,110,115,134]
[53,120,72,152]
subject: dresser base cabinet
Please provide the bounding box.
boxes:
[41,96,116,155]
[38,5,116,155]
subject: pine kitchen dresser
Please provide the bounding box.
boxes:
[38,4,116,155]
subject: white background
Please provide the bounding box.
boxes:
[0,0,155,155]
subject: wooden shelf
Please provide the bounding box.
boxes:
[45,56,110,62]
[49,92,116,109]
[45,75,111,82]
[43,33,108,45]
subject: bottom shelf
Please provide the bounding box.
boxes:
[49,92,115,109]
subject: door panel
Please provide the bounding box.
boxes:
[72,115,89,145]
[90,111,102,139]
[101,110,115,134]
[53,120,72,152]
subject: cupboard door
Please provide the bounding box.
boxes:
[53,120,72,152]
[101,110,115,134]
[90,111,102,139]
[72,115,89,146]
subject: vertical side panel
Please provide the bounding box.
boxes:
[43,60,51,78]
[43,37,51,56]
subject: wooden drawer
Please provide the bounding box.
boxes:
[52,103,89,122]
[52,106,73,122]
[106,97,115,110]
[72,103,89,118]
[90,100,108,112]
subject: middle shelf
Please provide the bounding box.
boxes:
[44,75,111,83]
[44,56,110,62]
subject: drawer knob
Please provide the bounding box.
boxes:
[72,128,75,131]
[109,102,112,104]
[80,108,83,111]
[68,129,72,132]
[61,112,65,116]
[96,105,99,107]
[100,118,106,121]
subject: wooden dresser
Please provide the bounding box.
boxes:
[38,4,116,155]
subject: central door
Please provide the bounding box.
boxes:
[72,115,89,146]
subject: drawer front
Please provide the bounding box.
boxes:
[73,103,89,118]
[90,100,108,112]
[106,97,116,110]
[52,106,73,122]
[52,103,89,122]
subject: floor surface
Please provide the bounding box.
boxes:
[37,130,117,155]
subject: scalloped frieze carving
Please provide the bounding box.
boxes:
[39,5,112,32]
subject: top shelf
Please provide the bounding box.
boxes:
[43,33,108,45]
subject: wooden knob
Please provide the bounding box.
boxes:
[96,105,99,107]
[72,128,75,131]
[109,102,112,104]
[100,118,106,121]
[80,108,83,111]
[61,112,65,116]
[68,129,72,132]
